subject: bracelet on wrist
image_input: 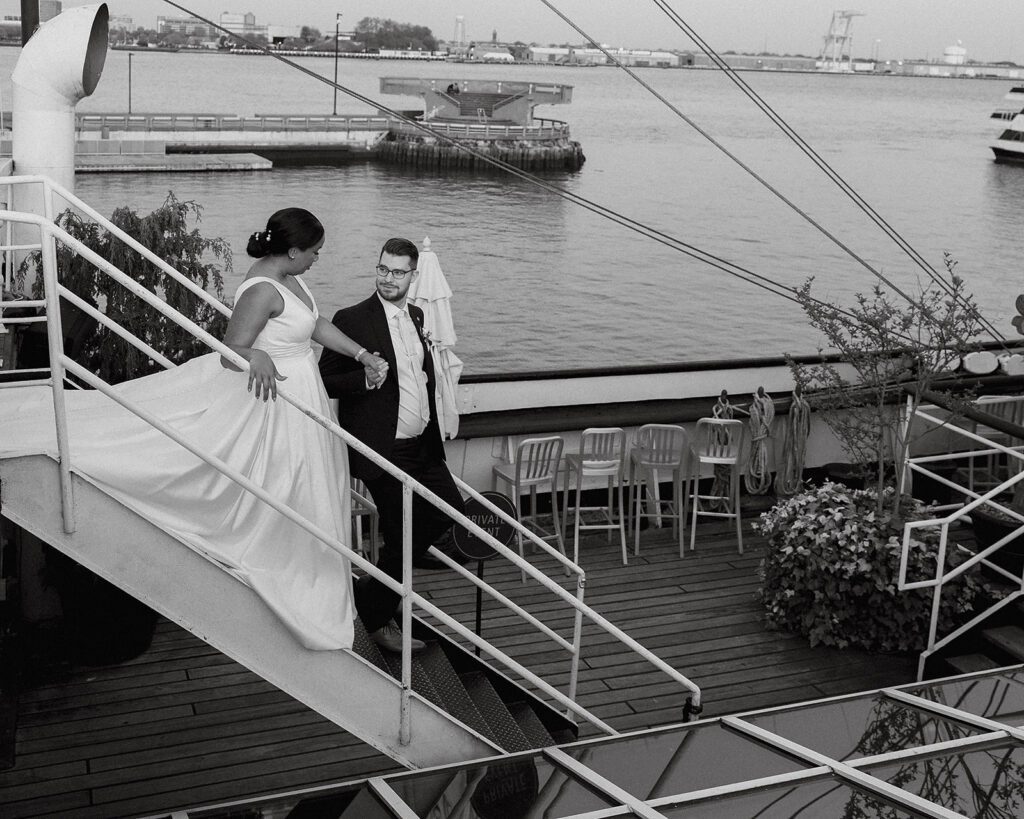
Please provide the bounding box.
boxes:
[354,347,367,363]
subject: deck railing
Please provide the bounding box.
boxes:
[0,175,701,745]
[75,113,395,133]
[72,113,572,142]
[899,394,1024,679]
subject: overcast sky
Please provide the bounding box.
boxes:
[23,1,1024,63]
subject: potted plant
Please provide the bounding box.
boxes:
[757,257,990,650]
[755,482,987,651]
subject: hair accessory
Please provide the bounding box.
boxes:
[264,228,272,241]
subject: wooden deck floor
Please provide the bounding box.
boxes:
[0,512,919,818]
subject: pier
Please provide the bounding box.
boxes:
[5,77,586,174]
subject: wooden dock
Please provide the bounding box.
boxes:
[0,512,918,818]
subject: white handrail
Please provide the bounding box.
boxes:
[901,400,1024,679]
[2,189,703,739]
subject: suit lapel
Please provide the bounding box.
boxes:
[410,307,435,383]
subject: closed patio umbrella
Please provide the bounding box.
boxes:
[408,236,463,439]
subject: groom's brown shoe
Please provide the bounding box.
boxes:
[369,621,426,653]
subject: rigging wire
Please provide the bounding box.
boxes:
[157,2,826,314]
[648,0,1008,346]
[159,2,928,343]
[539,0,1006,348]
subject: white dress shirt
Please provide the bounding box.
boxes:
[379,296,430,439]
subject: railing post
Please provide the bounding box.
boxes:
[399,482,414,746]
[40,222,75,533]
[567,575,585,711]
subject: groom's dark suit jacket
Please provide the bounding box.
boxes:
[319,294,445,481]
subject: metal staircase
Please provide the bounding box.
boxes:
[0,175,702,772]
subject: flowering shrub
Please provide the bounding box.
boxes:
[754,481,988,652]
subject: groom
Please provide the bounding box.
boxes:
[319,237,465,652]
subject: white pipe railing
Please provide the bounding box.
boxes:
[901,400,1024,679]
[0,179,702,741]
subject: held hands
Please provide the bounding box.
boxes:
[362,351,389,389]
[247,349,286,401]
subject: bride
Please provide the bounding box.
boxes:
[0,208,386,651]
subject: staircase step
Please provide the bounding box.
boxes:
[945,653,1004,675]
[982,625,1024,662]
[418,642,498,745]
[461,671,532,753]
[350,618,390,675]
[507,700,555,749]
[383,649,446,711]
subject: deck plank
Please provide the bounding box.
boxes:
[0,516,921,818]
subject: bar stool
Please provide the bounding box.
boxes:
[628,424,691,558]
[492,436,567,575]
[689,417,745,553]
[562,428,628,565]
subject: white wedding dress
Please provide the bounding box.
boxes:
[0,276,354,651]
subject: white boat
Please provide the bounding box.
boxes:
[990,86,1024,162]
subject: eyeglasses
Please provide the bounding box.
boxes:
[375,264,415,280]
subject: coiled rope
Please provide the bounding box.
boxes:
[744,387,775,495]
[774,388,812,496]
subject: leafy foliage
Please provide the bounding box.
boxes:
[789,255,983,512]
[353,17,438,52]
[754,481,988,652]
[20,194,230,385]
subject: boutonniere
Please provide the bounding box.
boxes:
[419,326,435,347]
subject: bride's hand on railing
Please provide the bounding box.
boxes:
[248,349,286,401]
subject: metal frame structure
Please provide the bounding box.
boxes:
[0,175,702,744]
[899,395,1024,679]
[153,665,1024,819]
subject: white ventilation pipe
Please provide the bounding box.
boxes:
[11,3,109,196]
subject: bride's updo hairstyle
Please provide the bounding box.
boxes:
[247,208,325,259]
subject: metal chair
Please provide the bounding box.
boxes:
[350,479,379,563]
[562,428,628,565]
[628,424,691,558]
[492,436,567,574]
[689,418,745,553]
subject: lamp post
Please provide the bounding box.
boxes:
[332,13,342,116]
[128,51,133,114]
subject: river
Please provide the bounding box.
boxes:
[4,50,1022,374]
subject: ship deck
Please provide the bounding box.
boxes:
[0,507,919,819]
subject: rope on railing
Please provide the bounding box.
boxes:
[774,387,811,496]
[744,386,775,495]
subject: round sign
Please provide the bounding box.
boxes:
[453,491,517,561]
[470,759,540,819]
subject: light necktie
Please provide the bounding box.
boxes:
[396,311,431,423]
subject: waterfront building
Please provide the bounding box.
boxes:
[528,46,570,63]
[266,24,302,44]
[605,48,679,68]
[108,13,133,32]
[220,11,267,41]
[156,14,218,39]
[568,47,608,66]
[691,52,817,71]
[0,17,19,42]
